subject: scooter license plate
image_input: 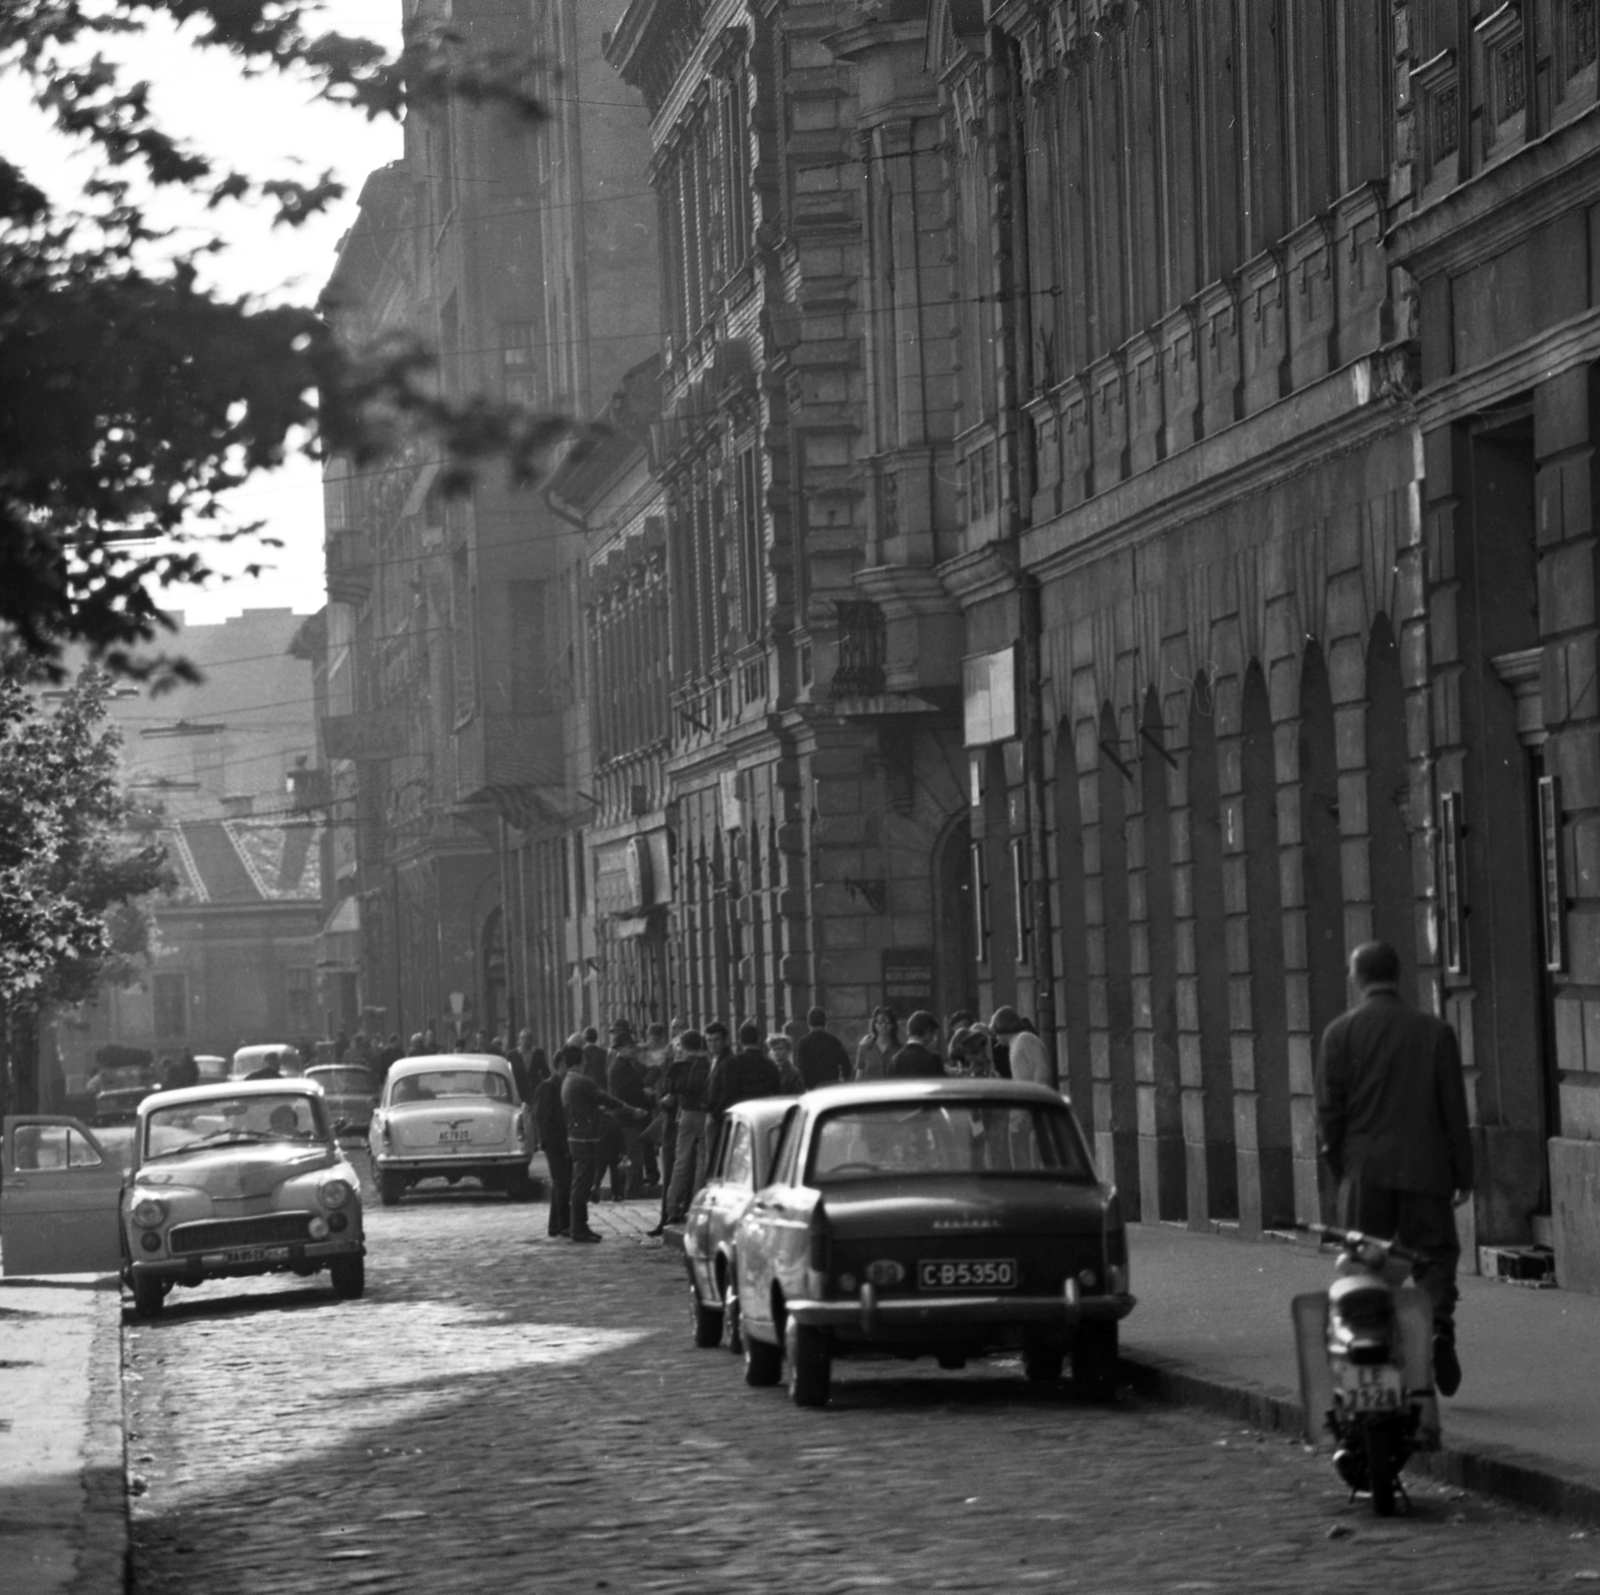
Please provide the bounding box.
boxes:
[1338,1365,1403,1411]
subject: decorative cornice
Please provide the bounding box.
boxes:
[1022,347,1419,582]
[1390,101,1600,278]
[1416,304,1600,430]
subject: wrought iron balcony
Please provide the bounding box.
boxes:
[830,600,886,698]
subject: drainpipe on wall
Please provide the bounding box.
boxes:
[1019,569,1058,1091]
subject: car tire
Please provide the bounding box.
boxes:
[330,1253,366,1300]
[1022,1339,1065,1385]
[742,1325,783,1388]
[1072,1321,1119,1402]
[378,1171,405,1207]
[131,1273,164,1320]
[785,1320,831,1408]
[689,1276,724,1348]
[723,1277,743,1355]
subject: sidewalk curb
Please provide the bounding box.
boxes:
[75,1283,127,1595]
[1120,1348,1600,1527]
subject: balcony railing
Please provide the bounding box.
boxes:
[830,600,886,698]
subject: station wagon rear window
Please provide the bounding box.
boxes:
[807,1101,1092,1184]
[390,1069,511,1103]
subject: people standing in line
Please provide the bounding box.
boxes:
[1316,940,1474,1397]
[891,1011,947,1078]
[708,1020,784,1118]
[662,1030,714,1224]
[990,1007,1051,1087]
[560,1049,648,1243]
[855,1007,900,1080]
[795,1006,852,1090]
[767,1033,805,1095]
[534,1048,573,1238]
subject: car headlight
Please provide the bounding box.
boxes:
[131,1197,168,1229]
[319,1178,352,1209]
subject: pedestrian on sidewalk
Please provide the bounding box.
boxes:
[534,1048,573,1238]
[855,1007,900,1080]
[766,1032,805,1095]
[990,1007,1052,1087]
[708,1020,784,1119]
[891,1011,947,1077]
[561,1049,648,1243]
[795,1006,851,1090]
[662,1030,713,1223]
[607,1021,650,1198]
[1316,939,1474,1396]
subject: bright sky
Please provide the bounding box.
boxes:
[3,2,404,623]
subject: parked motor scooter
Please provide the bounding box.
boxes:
[1291,1225,1441,1516]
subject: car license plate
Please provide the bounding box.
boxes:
[204,1245,292,1266]
[437,1129,472,1143]
[917,1258,1018,1291]
[1338,1364,1403,1411]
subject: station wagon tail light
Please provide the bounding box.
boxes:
[132,1197,167,1229]
[865,1259,905,1287]
[319,1178,352,1209]
[808,1199,831,1272]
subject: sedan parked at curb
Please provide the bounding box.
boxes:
[684,1095,797,1353]
[306,1065,378,1136]
[732,1079,1134,1407]
[367,1055,534,1206]
[0,1078,367,1318]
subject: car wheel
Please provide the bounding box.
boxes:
[689,1279,724,1348]
[1072,1321,1119,1402]
[742,1325,783,1388]
[132,1273,164,1320]
[785,1319,831,1408]
[329,1253,366,1301]
[378,1171,405,1207]
[723,1277,743,1355]
[1022,1339,1065,1385]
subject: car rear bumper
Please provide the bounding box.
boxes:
[788,1285,1136,1335]
[373,1153,528,1177]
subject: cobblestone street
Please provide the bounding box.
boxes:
[124,1184,1599,1595]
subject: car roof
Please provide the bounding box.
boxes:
[388,1053,512,1076]
[799,1078,1067,1107]
[306,1063,372,1076]
[723,1094,799,1130]
[232,1044,300,1060]
[137,1077,326,1114]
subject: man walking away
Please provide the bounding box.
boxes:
[708,1021,783,1117]
[795,1006,852,1091]
[561,1049,648,1243]
[891,1012,947,1077]
[1316,940,1474,1396]
[662,1031,713,1224]
[534,1048,573,1238]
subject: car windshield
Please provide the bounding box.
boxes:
[389,1069,509,1104]
[143,1093,326,1159]
[98,1066,151,1090]
[807,1101,1092,1184]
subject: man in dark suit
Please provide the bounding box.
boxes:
[1316,940,1474,1396]
[891,1011,947,1077]
[794,1006,852,1091]
[532,1049,571,1238]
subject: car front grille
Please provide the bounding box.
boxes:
[168,1214,312,1255]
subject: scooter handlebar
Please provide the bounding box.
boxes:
[1297,1221,1424,1264]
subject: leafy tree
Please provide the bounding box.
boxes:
[0,661,174,1115]
[0,0,562,682]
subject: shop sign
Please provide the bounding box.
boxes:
[882,948,936,1018]
[963,647,1018,747]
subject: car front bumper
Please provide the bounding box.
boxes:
[129,1236,364,1283]
[787,1282,1137,1336]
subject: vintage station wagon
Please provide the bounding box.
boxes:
[733,1079,1134,1406]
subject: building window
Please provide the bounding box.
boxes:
[501,322,538,406]
[1477,5,1528,152]
[1411,50,1460,189]
[510,580,551,715]
[1011,837,1033,965]
[286,968,314,1035]
[451,548,476,724]
[971,840,991,964]
[153,973,187,1038]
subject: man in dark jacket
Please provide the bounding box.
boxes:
[707,1021,783,1118]
[662,1032,713,1223]
[1316,940,1474,1395]
[607,1023,650,1197]
[532,1049,572,1238]
[560,1047,647,1243]
[794,1006,851,1091]
[891,1011,946,1077]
